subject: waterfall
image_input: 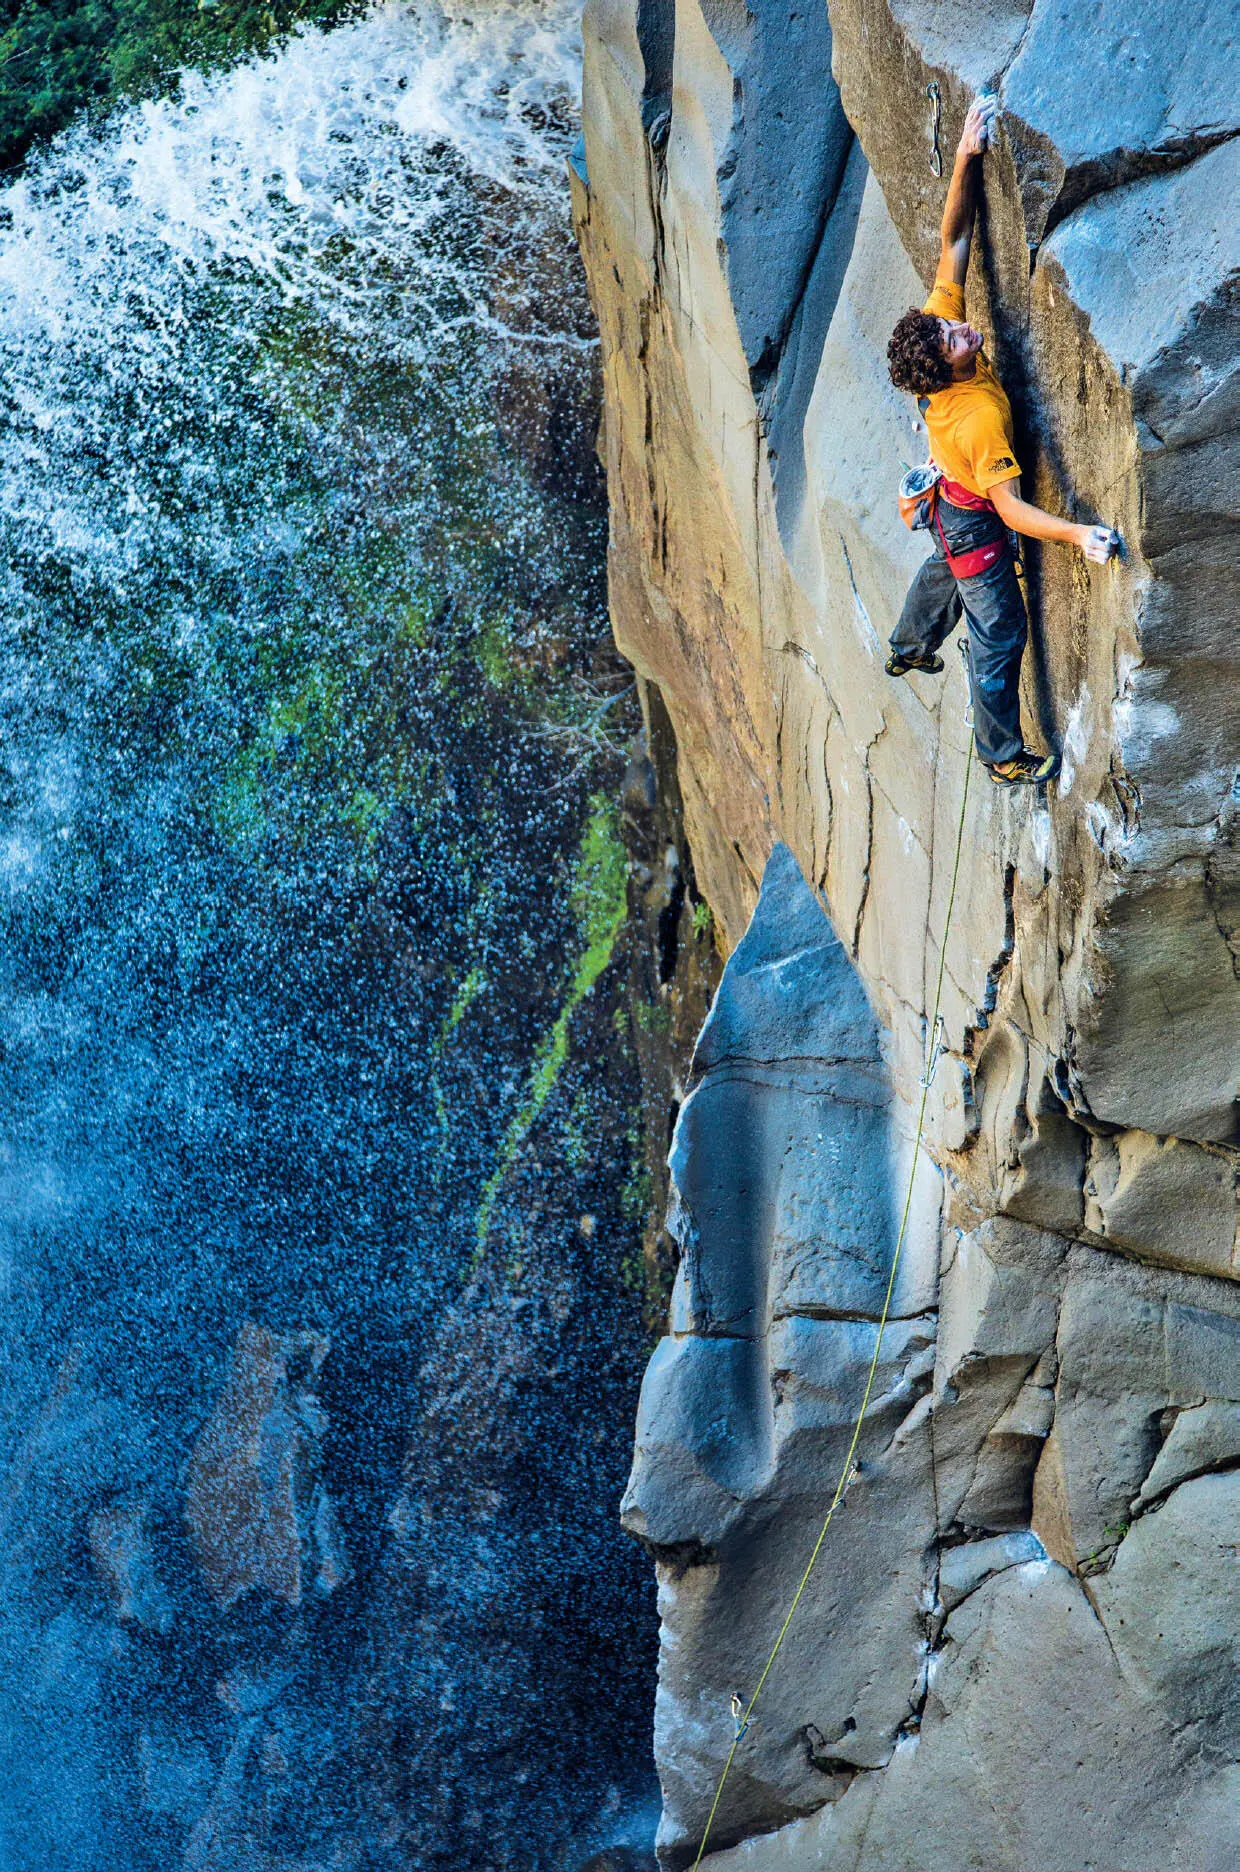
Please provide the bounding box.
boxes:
[0,5,657,1867]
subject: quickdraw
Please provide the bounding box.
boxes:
[919,1013,947,1088]
[927,82,943,178]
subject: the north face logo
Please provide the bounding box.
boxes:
[989,455,1015,472]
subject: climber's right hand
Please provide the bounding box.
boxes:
[1077,524,1121,564]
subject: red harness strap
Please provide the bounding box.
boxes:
[939,476,996,512]
[933,478,1007,579]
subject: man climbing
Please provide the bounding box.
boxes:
[885,93,1119,786]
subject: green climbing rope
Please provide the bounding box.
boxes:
[688,733,975,1871]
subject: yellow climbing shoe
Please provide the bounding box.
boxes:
[986,748,1060,787]
[885,649,944,677]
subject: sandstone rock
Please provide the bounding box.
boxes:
[185,1323,349,1611]
[1084,1128,1239,1280]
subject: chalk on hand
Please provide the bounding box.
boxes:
[976,91,998,147]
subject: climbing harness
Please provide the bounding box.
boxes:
[898,468,1007,581]
[687,736,975,1872]
[932,481,1007,581]
[927,82,943,178]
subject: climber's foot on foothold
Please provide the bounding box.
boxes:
[885,649,944,678]
[986,748,1060,787]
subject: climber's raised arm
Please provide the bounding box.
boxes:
[938,95,996,287]
[989,478,1118,563]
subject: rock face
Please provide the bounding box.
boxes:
[622,849,939,1844]
[573,0,1239,1863]
[186,1323,349,1611]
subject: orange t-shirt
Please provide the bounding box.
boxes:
[921,279,1022,497]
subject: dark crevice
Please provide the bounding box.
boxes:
[640,1537,717,1575]
[771,1303,938,1327]
[1132,1449,1240,1519]
[636,0,676,156]
[972,863,1017,1037]
[657,865,687,985]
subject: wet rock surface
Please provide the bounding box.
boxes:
[574,0,1240,1862]
[186,1324,349,1613]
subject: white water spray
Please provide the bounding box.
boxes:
[0,1,589,585]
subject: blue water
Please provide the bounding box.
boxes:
[0,7,656,1866]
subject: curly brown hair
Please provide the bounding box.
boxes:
[887,307,952,396]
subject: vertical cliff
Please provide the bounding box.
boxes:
[573,0,1239,1864]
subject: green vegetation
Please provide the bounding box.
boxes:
[692,898,713,941]
[443,967,487,1038]
[473,795,629,1261]
[214,650,433,863]
[0,0,362,170]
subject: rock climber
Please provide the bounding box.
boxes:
[884,92,1119,786]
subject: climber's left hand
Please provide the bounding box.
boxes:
[959,94,997,159]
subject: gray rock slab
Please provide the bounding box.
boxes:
[623,845,943,1857]
[1002,0,1240,240]
[703,1558,1232,1870]
[1042,139,1240,436]
[937,1529,1046,1612]
[1093,1471,1240,1752]
[624,1334,774,1549]
[1035,1248,1240,1567]
[1134,1398,1240,1509]
[652,1398,936,1863]
[693,844,880,1073]
[670,1066,899,1330]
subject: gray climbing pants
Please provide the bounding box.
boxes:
[890,497,1027,766]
